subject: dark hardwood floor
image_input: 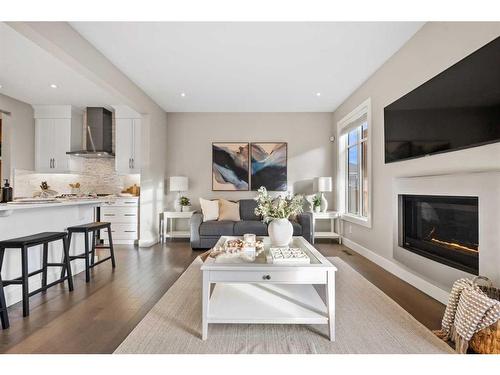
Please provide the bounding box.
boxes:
[0,240,445,354]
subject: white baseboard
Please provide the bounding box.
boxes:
[138,238,158,248]
[342,238,449,304]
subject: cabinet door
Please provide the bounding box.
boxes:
[115,118,134,174]
[35,119,53,172]
[130,119,141,173]
[51,119,71,172]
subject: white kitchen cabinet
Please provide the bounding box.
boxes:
[33,105,82,173]
[99,197,139,244]
[115,118,141,174]
[35,118,71,172]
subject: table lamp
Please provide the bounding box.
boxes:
[317,177,332,212]
[170,176,188,212]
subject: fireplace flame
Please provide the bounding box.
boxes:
[430,237,478,254]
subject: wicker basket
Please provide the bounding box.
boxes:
[469,276,500,354]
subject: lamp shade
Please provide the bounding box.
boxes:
[317,177,332,192]
[169,176,188,192]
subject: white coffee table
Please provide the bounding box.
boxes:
[200,236,337,341]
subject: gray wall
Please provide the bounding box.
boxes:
[0,93,35,180]
[332,22,500,283]
[165,112,335,211]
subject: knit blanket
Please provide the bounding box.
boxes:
[435,278,500,353]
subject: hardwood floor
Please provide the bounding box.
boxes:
[0,240,445,354]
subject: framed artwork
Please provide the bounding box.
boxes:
[212,142,249,191]
[250,142,288,191]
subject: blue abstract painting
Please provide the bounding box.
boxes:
[251,142,287,191]
[212,143,249,191]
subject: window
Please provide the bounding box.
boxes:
[337,99,371,227]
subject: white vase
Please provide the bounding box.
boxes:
[268,218,293,246]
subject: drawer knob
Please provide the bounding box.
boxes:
[262,274,271,280]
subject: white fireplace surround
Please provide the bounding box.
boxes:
[392,171,500,303]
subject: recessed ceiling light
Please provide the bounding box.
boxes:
[180,92,186,97]
[50,84,58,89]
[316,92,321,97]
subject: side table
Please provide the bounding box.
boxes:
[313,211,342,244]
[160,211,196,242]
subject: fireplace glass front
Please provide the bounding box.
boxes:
[401,195,479,274]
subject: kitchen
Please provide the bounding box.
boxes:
[0,19,154,308]
[0,103,142,307]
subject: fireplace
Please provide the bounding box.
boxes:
[400,195,479,275]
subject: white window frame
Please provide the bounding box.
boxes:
[337,98,372,228]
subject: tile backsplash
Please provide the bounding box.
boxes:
[13,158,139,198]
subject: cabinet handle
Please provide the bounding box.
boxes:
[53,158,56,169]
[124,214,136,216]
[49,158,53,168]
[131,158,134,169]
[262,274,271,280]
[124,230,136,233]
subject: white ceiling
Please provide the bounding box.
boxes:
[71,22,424,112]
[0,22,118,108]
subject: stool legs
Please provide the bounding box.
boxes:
[62,237,74,291]
[0,277,9,329]
[90,232,96,267]
[84,233,90,283]
[107,226,116,268]
[41,243,48,292]
[21,246,29,317]
[0,248,9,329]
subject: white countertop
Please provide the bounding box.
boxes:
[0,198,112,212]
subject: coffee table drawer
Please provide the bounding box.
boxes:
[209,270,327,284]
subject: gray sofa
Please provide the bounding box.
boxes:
[190,199,313,249]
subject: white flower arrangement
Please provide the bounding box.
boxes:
[254,186,304,223]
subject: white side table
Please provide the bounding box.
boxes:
[312,211,342,244]
[160,211,196,242]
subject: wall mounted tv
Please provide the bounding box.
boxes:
[384,36,500,163]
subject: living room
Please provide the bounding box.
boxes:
[1,0,500,372]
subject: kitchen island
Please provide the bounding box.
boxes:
[0,198,111,306]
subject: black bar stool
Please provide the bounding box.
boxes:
[0,232,74,317]
[0,273,9,329]
[62,222,116,283]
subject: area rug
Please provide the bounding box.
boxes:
[114,257,453,354]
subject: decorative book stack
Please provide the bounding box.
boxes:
[269,247,310,264]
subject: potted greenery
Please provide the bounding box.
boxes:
[179,196,191,212]
[312,194,322,213]
[254,186,304,246]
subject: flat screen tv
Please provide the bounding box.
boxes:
[384,36,500,163]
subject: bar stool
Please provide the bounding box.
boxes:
[0,273,9,329]
[0,232,74,317]
[62,222,116,283]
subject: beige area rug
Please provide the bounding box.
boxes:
[115,257,453,354]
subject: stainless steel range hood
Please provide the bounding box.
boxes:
[67,107,114,158]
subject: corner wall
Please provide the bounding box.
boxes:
[332,22,500,295]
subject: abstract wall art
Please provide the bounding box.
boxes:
[250,142,287,191]
[212,142,249,191]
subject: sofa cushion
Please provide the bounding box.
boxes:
[234,220,268,236]
[199,220,235,236]
[218,199,240,221]
[239,199,260,221]
[199,198,219,221]
[292,221,302,236]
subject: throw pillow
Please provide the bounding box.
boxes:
[199,198,219,221]
[218,199,240,221]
